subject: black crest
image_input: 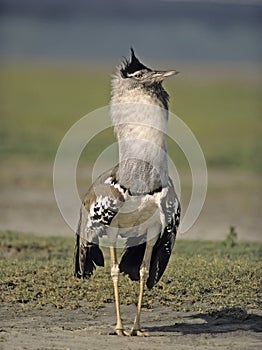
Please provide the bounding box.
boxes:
[121,48,152,78]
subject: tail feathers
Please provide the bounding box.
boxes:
[119,241,146,281]
[74,234,104,279]
[119,233,174,289]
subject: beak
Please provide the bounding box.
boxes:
[150,70,179,80]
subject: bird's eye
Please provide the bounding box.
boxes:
[126,71,143,79]
[134,72,143,78]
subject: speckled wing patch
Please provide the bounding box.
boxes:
[88,195,119,228]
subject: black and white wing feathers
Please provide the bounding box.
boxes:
[74,169,125,279]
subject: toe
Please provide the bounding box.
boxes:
[130,329,149,337]
[110,329,129,336]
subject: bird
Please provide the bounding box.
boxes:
[74,48,180,336]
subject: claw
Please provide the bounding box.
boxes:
[130,329,149,337]
[110,329,130,336]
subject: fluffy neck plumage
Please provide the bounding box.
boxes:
[110,73,169,194]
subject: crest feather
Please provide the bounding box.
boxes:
[121,47,151,77]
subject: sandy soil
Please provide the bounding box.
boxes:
[1,304,261,350]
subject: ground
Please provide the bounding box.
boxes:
[1,304,261,350]
[0,161,261,350]
[0,228,261,350]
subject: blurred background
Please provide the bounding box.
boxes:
[0,0,261,240]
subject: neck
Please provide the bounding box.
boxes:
[110,79,169,194]
[116,136,168,194]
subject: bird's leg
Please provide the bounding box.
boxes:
[109,246,128,336]
[130,236,158,336]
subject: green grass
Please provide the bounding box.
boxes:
[1,63,261,172]
[0,230,261,313]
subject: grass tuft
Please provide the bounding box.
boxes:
[223,226,238,249]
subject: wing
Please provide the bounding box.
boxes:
[74,168,125,279]
[146,178,180,289]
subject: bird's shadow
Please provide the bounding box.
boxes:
[144,307,262,335]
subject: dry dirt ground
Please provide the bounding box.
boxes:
[1,304,262,350]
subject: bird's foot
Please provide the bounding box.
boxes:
[130,328,149,337]
[110,328,129,336]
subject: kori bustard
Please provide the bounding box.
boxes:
[74,48,180,336]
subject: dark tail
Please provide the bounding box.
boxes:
[119,228,177,290]
[74,232,104,279]
[119,239,146,281]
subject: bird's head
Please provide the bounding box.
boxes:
[120,48,178,86]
